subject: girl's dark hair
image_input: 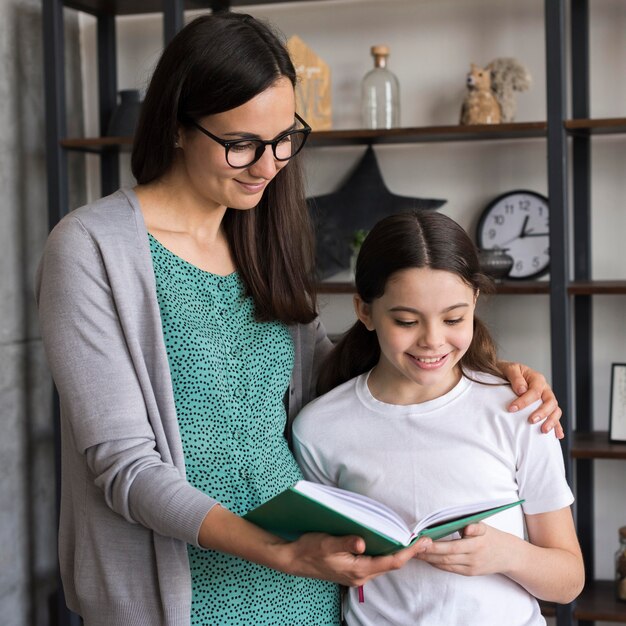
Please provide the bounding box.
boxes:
[132,13,317,324]
[317,210,503,395]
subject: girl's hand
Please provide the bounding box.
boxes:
[414,523,515,577]
[498,361,564,439]
[285,532,432,586]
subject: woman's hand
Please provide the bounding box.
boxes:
[498,361,564,439]
[198,504,431,586]
[285,532,432,586]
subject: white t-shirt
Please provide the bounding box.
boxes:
[292,371,574,626]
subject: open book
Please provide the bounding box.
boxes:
[244,480,524,556]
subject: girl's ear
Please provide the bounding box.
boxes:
[474,289,480,305]
[354,295,375,331]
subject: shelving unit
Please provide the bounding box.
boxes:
[567,1,626,624]
[42,0,625,624]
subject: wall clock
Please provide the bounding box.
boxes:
[476,190,550,280]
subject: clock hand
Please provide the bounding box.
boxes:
[520,215,530,238]
[522,232,549,237]
[496,236,520,247]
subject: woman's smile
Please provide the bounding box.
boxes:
[234,178,268,194]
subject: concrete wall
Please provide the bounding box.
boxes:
[0,2,84,624]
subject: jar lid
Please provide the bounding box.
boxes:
[371,45,390,57]
[620,526,626,539]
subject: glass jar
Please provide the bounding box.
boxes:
[361,45,400,129]
[616,526,626,602]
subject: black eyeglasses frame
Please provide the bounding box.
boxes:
[185,113,312,169]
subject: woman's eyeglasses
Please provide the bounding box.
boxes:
[187,113,311,168]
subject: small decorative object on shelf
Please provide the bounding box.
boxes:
[460,58,531,125]
[609,363,626,443]
[616,526,626,602]
[287,35,332,130]
[476,190,549,280]
[308,146,445,279]
[361,45,400,129]
[106,89,142,137]
[477,248,515,281]
[350,229,369,280]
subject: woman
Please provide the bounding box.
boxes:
[36,12,562,626]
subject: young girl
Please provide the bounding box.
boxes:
[292,211,584,625]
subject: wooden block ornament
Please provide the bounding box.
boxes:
[287,35,332,130]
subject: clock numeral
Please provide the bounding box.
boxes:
[494,215,505,225]
[488,228,496,240]
[515,260,524,271]
[532,256,541,268]
[504,203,514,214]
[519,200,530,211]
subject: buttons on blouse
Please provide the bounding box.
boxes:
[234,386,246,399]
[229,343,242,357]
[239,468,252,480]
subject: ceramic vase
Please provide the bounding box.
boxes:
[478,248,514,280]
[106,89,142,137]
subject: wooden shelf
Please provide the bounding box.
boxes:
[60,136,133,152]
[575,580,626,623]
[62,119,626,149]
[315,280,623,296]
[318,280,549,295]
[569,280,626,295]
[63,0,332,16]
[572,431,626,460]
[60,122,548,152]
[565,117,626,137]
[494,281,549,295]
[540,581,626,623]
[308,122,547,146]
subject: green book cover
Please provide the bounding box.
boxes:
[244,481,524,556]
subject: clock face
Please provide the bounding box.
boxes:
[476,190,550,280]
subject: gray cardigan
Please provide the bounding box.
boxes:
[35,189,333,626]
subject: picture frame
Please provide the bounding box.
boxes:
[609,363,626,443]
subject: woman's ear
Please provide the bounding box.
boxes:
[354,295,375,331]
[174,123,186,149]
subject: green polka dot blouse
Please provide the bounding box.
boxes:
[149,234,340,626]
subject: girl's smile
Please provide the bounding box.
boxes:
[355,267,477,405]
[407,353,450,369]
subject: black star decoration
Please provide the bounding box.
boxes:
[307,146,447,279]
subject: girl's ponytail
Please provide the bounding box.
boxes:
[317,321,380,396]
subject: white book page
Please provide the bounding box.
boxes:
[413,497,515,534]
[294,481,413,544]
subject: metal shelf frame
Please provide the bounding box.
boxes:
[42,2,191,623]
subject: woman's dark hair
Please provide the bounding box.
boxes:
[132,13,317,324]
[317,210,503,395]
